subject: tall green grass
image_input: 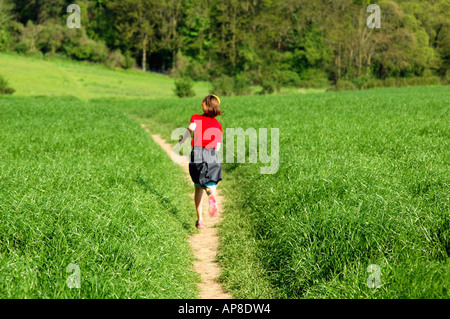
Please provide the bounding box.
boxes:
[124,86,449,298]
[0,96,199,298]
[1,83,447,299]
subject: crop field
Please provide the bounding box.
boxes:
[129,86,449,298]
[0,53,448,299]
[0,96,199,298]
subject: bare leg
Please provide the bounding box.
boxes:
[195,186,204,222]
[205,187,215,197]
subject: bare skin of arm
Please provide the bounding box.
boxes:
[179,123,196,144]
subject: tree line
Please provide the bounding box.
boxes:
[0,0,448,94]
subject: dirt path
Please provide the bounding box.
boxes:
[141,124,231,299]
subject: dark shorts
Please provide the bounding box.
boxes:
[189,147,222,188]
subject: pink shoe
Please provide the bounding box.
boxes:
[209,195,218,217]
[196,220,205,229]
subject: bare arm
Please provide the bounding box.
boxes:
[179,122,196,144]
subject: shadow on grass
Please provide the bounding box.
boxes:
[223,162,241,174]
[135,176,191,231]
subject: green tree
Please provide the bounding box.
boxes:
[368,1,437,78]
[156,0,184,68]
[179,0,212,61]
[0,0,14,26]
[17,20,43,53]
[107,0,158,72]
[0,0,15,51]
[437,21,450,78]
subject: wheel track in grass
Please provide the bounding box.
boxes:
[141,123,231,299]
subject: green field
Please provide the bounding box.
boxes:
[0,96,199,298]
[0,53,325,100]
[129,86,450,298]
[0,54,448,298]
[0,53,211,100]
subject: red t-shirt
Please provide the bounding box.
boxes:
[190,114,223,149]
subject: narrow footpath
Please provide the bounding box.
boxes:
[141,124,231,299]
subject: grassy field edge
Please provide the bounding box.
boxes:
[0,96,200,298]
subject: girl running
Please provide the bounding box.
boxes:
[179,94,223,229]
